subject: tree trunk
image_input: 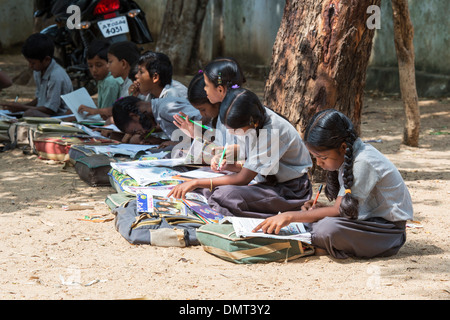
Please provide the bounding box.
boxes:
[263,0,380,135]
[156,0,209,74]
[391,0,420,147]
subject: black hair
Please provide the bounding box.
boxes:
[22,33,54,61]
[204,57,246,88]
[129,63,139,81]
[303,109,359,219]
[112,96,155,133]
[220,88,266,132]
[188,73,210,106]
[87,39,110,61]
[108,41,140,67]
[138,51,173,88]
[188,73,220,130]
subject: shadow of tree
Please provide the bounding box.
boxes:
[0,150,112,215]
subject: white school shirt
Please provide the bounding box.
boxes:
[118,77,133,98]
[338,138,413,222]
[240,107,312,184]
[160,80,188,99]
[150,97,201,140]
[141,80,188,102]
[34,59,73,115]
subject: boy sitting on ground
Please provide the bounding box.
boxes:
[0,33,73,117]
[77,40,122,120]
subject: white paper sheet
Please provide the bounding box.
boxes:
[222,216,312,244]
[61,88,103,122]
[179,167,225,179]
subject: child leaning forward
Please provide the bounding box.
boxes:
[168,88,313,219]
[254,109,413,259]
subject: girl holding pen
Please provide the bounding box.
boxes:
[168,88,313,219]
[173,57,246,148]
[173,73,219,139]
[254,109,413,259]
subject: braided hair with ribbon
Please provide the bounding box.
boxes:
[304,109,359,219]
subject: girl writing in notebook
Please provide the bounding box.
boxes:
[168,88,313,219]
[254,109,413,259]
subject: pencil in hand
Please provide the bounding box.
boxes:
[311,184,323,209]
[179,114,213,131]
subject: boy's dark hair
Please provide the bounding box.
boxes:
[108,41,140,67]
[220,87,266,133]
[112,96,154,133]
[138,51,173,88]
[22,33,54,61]
[87,39,110,61]
[204,57,246,88]
[303,109,359,219]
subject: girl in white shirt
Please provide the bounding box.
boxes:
[254,109,413,259]
[168,88,313,219]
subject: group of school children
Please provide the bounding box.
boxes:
[0,33,414,260]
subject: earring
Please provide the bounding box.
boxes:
[249,117,255,127]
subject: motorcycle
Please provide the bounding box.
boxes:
[37,0,153,92]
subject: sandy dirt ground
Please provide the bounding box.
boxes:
[0,53,448,301]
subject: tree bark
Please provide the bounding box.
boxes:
[391,0,420,147]
[156,0,209,74]
[263,0,380,135]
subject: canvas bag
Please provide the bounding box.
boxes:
[105,193,135,211]
[196,222,315,264]
[68,144,97,165]
[75,154,118,187]
[34,136,117,162]
[113,199,205,247]
[0,121,10,142]
[7,122,35,148]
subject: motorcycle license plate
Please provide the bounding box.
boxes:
[97,16,129,38]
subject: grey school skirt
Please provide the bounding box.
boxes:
[195,174,312,219]
[309,217,407,259]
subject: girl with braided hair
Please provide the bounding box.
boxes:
[202,57,246,104]
[168,88,313,219]
[254,109,413,259]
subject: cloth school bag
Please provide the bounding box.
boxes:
[113,199,205,247]
[34,136,117,162]
[196,222,315,264]
[7,122,35,148]
[105,193,135,211]
[0,121,10,142]
[74,154,118,187]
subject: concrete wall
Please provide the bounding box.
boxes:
[136,0,448,96]
[0,0,447,96]
[136,0,284,71]
[0,0,34,49]
[366,0,450,97]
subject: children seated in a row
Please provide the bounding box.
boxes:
[0,33,72,117]
[253,109,413,259]
[78,40,141,120]
[79,48,187,124]
[173,57,246,144]
[79,40,122,113]
[168,87,313,219]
